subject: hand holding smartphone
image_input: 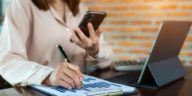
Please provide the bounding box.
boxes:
[71,11,107,41]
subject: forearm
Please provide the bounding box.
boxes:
[0,52,53,86]
[86,42,113,69]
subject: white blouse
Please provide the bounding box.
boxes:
[0,0,113,86]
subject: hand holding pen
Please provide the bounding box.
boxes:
[43,45,84,89]
[56,44,84,87]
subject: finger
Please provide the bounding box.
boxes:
[57,79,72,89]
[71,31,83,46]
[74,27,89,43]
[56,64,75,88]
[62,66,81,88]
[96,27,102,38]
[71,31,80,42]
[58,70,76,88]
[66,68,81,88]
[88,23,96,38]
[68,64,84,80]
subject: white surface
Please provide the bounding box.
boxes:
[30,75,135,96]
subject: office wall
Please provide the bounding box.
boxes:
[83,0,192,66]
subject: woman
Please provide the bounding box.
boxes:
[0,0,113,89]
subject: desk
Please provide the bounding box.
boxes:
[0,66,192,96]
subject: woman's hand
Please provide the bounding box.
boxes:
[43,62,84,89]
[71,23,102,57]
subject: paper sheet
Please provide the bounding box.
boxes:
[30,75,135,96]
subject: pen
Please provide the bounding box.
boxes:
[56,44,84,87]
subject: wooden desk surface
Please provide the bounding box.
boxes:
[0,66,192,96]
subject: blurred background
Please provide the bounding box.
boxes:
[83,0,192,66]
[0,0,191,66]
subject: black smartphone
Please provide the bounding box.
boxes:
[79,11,107,37]
[71,11,107,41]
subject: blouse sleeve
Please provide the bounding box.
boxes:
[0,0,53,86]
[85,34,113,69]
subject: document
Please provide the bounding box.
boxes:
[30,75,135,96]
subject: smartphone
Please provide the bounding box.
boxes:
[71,11,107,42]
[78,11,107,37]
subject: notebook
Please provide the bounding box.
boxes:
[29,75,136,96]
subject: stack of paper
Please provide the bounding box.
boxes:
[30,75,135,96]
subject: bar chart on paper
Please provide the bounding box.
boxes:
[30,75,135,96]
